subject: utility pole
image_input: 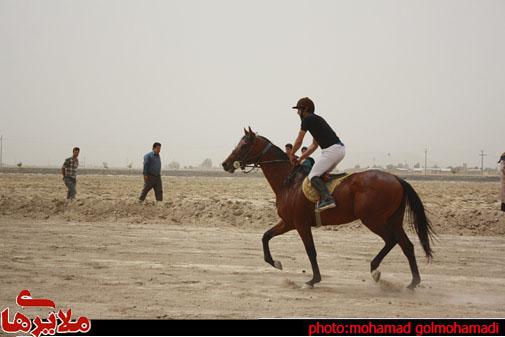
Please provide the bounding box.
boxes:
[479,150,486,176]
[0,135,3,168]
[424,148,427,176]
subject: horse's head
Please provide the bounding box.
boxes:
[222,127,270,173]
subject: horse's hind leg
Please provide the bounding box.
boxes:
[395,227,421,289]
[262,219,293,270]
[370,233,397,282]
[361,217,397,283]
[368,198,405,282]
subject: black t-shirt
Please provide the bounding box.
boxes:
[300,114,342,149]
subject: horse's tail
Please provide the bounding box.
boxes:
[398,178,435,260]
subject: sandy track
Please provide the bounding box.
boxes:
[1,219,504,319]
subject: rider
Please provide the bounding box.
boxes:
[289,97,345,211]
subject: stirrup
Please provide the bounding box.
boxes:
[315,207,322,227]
[314,201,336,227]
[316,199,336,211]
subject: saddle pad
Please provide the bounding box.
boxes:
[302,173,353,203]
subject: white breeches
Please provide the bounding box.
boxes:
[308,144,346,180]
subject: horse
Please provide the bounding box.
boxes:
[221,127,435,289]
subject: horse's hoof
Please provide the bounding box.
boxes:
[407,278,420,290]
[406,283,418,290]
[273,260,283,270]
[303,282,314,289]
[371,269,381,283]
[407,283,419,291]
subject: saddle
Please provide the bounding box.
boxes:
[302,172,352,203]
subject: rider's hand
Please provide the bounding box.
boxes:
[144,176,149,183]
[290,154,300,166]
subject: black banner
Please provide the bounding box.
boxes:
[86,318,505,336]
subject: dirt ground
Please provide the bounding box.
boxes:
[1,173,505,318]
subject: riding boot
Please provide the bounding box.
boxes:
[310,176,336,211]
[501,202,505,212]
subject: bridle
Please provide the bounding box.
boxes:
[233,139,290,174]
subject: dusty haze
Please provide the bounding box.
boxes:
[1,0,504,169]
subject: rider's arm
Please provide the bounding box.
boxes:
[299,138,318,162]
[291,130,306,156]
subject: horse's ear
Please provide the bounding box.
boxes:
[244,128,248,135]
[248,126,253,134]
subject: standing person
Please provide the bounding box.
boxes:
[285,143,293,155]
[285,143,300,162]
[301,146,315,170]
[61,147,80,202]
[139,142,163,202]
[499,152,505,212]
[289,97,345,211]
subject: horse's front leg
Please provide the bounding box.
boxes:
[296,224,321,287]
[262,219,293,270]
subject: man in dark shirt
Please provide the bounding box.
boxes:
[61,147,80,202]
[289,97,346,211]
[139,142,163,202]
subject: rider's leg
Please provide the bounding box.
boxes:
[308,144,345,211]
[310,176,336,210]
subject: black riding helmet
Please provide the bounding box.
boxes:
[292,97,315,114]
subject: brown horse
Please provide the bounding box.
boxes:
[222,127,435,289]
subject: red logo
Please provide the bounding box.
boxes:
[1,290,90,337]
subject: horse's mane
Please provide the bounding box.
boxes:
[257,135,289,161]
[255,135,308,186]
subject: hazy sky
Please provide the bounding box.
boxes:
[1,0,504,169]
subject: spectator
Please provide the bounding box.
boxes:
[139,142,163,202]
[61,147,80,202]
